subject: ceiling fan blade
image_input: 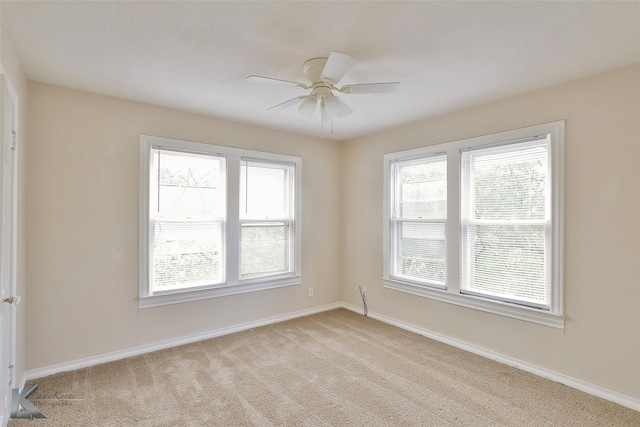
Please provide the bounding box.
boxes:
[320,52,356,84]
[334,96,353,118]
[267,96,306,111]
[341,82,401,94]
[247,75,306,88]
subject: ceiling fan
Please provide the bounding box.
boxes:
[246,52,400,135]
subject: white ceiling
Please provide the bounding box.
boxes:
[2,1,639,141]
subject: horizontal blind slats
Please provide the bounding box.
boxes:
[240,159,295,279]
[461,137,551,307]
[151,149,226,291]
[391,154,447,285]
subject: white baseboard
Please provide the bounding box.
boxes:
[24,302,341,381]
[19,372,27,390]
[24,301,640,413]
[340,302,640,413]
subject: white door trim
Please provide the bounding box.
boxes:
[0,67,19,427]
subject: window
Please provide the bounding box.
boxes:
[383,121,564,327]
[240,159,295,280]
[461,138,550,308]
[150,149,226,293]
[389,154,447,287]
[140,135,301,308]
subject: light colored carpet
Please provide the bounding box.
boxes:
[8,308,640,426]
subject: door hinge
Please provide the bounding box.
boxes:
[11,131,17,150]
[8,365,15,386]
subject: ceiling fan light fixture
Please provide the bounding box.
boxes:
[323,94,342,117]
[298,95,318,118]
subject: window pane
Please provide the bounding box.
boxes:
[157,150,225,218]
[461,137,550,307]
[396,155,447,220]
[463,140,548,221]
[393,221,446,285]
[462,223,547,305]
[153,221,224,289]
[241,222,291,278]
[151,149,225,291]
[240,160,293,219]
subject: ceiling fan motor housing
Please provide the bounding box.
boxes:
[303,57,329,84]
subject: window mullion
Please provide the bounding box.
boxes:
[226,153,240,286]
[146,149,158,295]
[447,147,460,294]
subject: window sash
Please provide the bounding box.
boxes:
[240,158,295,220]
[239,220,294,281]
[149,219,226,293]
[389,218,446,288]
[460,220,551,309]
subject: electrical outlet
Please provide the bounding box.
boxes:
[361,287,366,296]
[308,287,314,297]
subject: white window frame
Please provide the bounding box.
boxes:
[140,135,302,308]
[383,121,564,328]
[239,158,297,282]
[389,153,448,288]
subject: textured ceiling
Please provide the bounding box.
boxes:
[2,1,639,141]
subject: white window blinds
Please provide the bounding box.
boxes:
[150,149,226,292]
[390,154,447,286]
[460,136,551,308]
[239,159,295,280]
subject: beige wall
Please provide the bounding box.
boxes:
[26,82,343,369]
[0,6,28,386]
[341,64,640,399]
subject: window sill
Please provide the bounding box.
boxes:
[382,278,564,329]
[139,276,302,308]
